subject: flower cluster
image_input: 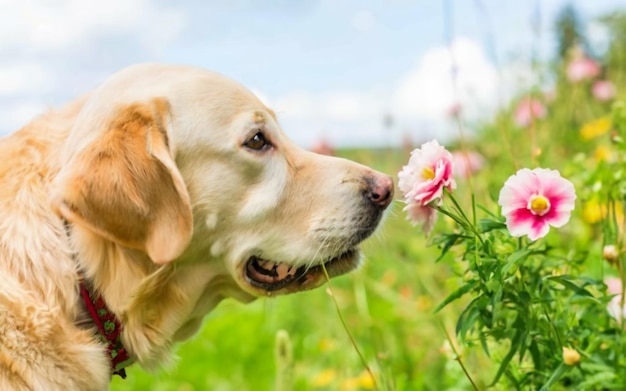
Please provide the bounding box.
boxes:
[566,48,617,103]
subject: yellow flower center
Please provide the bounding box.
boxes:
[528,194,551,216]
[422,167,435,180]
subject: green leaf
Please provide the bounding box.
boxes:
[529,339,543,372]
[434,281,477,313]
[431,233,470,262]
[538,363,570,391]
[455,305,476,338]
[490,324,527,386]
[455,295,485,339]
[478,218,506,233]
[545,275,601,303]
[502,249,531,275]
[479,331,491,358]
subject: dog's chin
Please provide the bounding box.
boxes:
[238,248,361,296]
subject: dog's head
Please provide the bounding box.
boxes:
[53,64,393,298]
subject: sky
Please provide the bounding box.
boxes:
[0,0,624,147]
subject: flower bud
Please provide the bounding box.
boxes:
[562,347,581,365]
[603,245,620,265]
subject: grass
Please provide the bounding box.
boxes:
[110,147,470,391]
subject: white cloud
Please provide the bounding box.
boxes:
[270,90,386,147]
[0,0,185,53]
[272,92,316,119]
[273,90,380,124]
[268,37,529,147]
[392,37,500,126]
[320,91,379,122]
[0,0,188,135]
[0,63,52,95]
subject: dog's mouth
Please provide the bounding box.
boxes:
[243,248,359,294]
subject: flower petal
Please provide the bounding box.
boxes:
[404,204,438,233]
[505,207,549,240]
[498,169,537,214]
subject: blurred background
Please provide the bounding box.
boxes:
[2,0,626,390]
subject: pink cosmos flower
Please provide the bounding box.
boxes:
[451,151,485,179]
[513,98,547,128]
[567,55,600,82]
[592,80,616,102]
[498,168,576,241]
[398,140,456,231]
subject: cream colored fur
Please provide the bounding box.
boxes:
[0,63,392,390]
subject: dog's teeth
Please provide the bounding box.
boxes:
[275,263,291,279]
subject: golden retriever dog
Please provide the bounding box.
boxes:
[0,63,393,390]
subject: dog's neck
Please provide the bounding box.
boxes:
[68,224,253,370]
[64,220,133,378]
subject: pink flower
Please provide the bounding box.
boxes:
[592,80,616,102]
[498,168,576,241]
[447,102,462,119]
[310,138,334,156]
[567,55,600,82]
[398,140,456,230]
[606,277,623,296]
[451,151,485,179]
[404,204,438,233]
[513,98,547,127]
[606,277,626,321]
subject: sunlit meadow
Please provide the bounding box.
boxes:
[111,7,626,391]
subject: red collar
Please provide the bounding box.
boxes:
[79,280,134,378]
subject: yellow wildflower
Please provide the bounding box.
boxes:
[318,338,337,352]
[312,369,337,388]
[594,145,612,162]
[340,370,375,390]
[580,117,611,140]
[582,200,603,224]
[582,199,624,225]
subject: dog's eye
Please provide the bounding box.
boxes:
[244,132,271,151]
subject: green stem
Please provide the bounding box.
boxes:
[438,191,485,246]
[320,262,379,390]
[435,205,470,229]
[438,320,480,391]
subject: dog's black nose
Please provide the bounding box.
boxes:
[366,174,394,209]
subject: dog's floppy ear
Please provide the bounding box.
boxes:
[53,98,193,264]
